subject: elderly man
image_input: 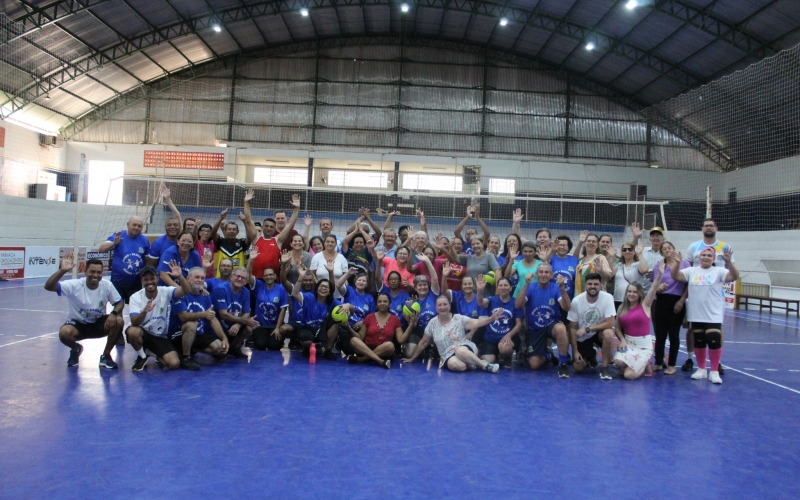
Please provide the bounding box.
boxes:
[171,267,229,368]
[213,267,259,359]
[98,215,150,304]
[145,186,183,267]
[44,254,125,369]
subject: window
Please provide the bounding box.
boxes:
[489,178,515,194]
[402,174,463,192]
[88,161,124,206]
[327,170,388,189]
[253,167,308,186]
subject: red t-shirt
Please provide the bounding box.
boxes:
[362,313,402,347]
[252,236,280,278]
[434,258,465,292]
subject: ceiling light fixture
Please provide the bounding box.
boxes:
[499,18,508,26]
[212,24,222,32]
[300,8,309,16]
[585,42,595,51]
[401,3,409,13]
[625,0,638,10]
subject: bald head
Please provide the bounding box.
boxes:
[126,216,144,237]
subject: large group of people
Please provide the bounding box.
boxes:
[46,187,739,384]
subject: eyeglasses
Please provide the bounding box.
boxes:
[233,275,248,280]
[621,248,633,252]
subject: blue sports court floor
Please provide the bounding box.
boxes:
[1,277,799,498]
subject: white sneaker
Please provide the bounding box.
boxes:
[483,362,500,374]
[709,371,722,384]
[691,368,708,380]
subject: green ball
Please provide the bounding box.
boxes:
[483,270,496,286]
[403,300,421,318]
[331,305,350,323]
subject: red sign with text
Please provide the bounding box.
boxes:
[144,151,224,170]
[0,247,25,279]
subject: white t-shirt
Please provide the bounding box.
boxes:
[129,286,176,338]
[613,263,647,302]
[309,252,348,298]
[567,290,616,342]
[680,266,729,323]
[58,278,122,324]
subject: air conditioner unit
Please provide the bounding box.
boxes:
[38,134,63,148]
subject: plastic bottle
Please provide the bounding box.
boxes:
[309,343,316,364]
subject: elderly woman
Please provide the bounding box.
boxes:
[402,295,504,373]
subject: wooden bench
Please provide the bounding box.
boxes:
[735,294,800,317]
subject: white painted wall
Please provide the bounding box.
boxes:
[721,154,800,200]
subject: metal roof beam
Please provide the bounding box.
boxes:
[7,0,112,42]
[4,0,701,120]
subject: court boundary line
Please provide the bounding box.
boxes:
[0,332,57,348]
[679,349,800,395]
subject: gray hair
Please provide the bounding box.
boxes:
[383,228,397,236]
[188,267,206,278]
[413,275,430,286]
[232,266,249,278]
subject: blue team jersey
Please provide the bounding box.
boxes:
[211,283,251,330]
[300,292,341,330]
[550,255,579,298]
[252,280,288,327]
[205,278,228,295]
[523,282,563,330]
[170,293,214,337]
[157,246,202,286]
[343,286,375,327]
[415,292,439,329]
[484,295,523,342]
[147,235,176,262]
[451,291,486,320]
[290,295,304,322]
[378,285,410,327]
[108,231,150,286]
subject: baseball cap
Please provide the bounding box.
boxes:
[649,226,664,234]
[139,265,158,277]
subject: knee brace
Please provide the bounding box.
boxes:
[705,330,722,349]
[693,329,707,349]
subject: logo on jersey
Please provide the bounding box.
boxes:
[122,253,143,274]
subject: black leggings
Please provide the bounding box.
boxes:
[652,294,685,367]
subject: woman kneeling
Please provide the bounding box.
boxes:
[613,261,664,380]
[403,295,504,373]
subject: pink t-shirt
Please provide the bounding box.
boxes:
[195,239,216,278]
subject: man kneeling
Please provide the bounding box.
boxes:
[125,263,196,371]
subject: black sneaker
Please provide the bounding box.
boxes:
[180,356,200,370]
[232,348,249,360]
[503,355,513,369]
[323,348,337,361]
[600,366,612,380]
[681,358,694,372]
[99,354,118,369]
[718,364,725,375]
[67,344,83,367]
[288,339,302,351]
[588,356,599,369]
[347,354,359,364]
[132,355,148,372]
[548,349,559,366]
[558,363,569,378]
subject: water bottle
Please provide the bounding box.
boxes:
[309,343,316,364]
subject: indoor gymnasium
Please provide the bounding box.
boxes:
[1,0,799,497]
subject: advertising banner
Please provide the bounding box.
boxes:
[59,247,87,274]
[86,249,111,271]
[0,247,25,279]
[24,246,60,278]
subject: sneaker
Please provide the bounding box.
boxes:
[588,356,599,369]
[691,368,708,380]
[550,350,560,367]
[180,356,200,370]
[323,349,337,361]
[132,355,148,372]
[718,364,725,375]
[347,354,359,364]
[502,355,513,369]
[382,359,391,370]
[99,354,118,369]
[599,366,612,380]
[67,344,83,367]
[709,370,722,384]
[232,348,249,360]
[302,344,311,358]
[558,363,569,379]
[681,358,694,372]
[483,362,500,374]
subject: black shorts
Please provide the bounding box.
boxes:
[443,344,477,371]
[337,328,355,355]
[171,333,218,353]
[111,279,142,304]
[64,316,110,340]
[690,322,722,331]
[577,333,604,362]
[526,323,559,358]
[480,335,519,357]
[142,332,178,358]
[408,325,426,345]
